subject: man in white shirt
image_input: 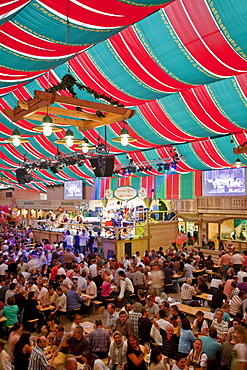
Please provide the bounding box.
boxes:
[89,260,97,277]
[58,264,66,276]
[79,230,88,255]
[0,262,8,277]
[79,261,89,276]
[51,287,67,318]
[86,276,97,300]
[237,267,247,283]
[151,309,172,345]
[117,271,134,300]
[231,251,244,274]
[37,283,48,301]
[27,280,39,297]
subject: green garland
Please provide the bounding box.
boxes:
[47,74,124,107]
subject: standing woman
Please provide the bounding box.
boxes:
[126,333,148,370]
[178,318,196,357]
[231,326,247,370]
[13,331,33,370]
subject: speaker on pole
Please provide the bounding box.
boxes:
[89,156,114,177]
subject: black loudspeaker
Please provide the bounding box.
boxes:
[89,156,114,177]
[16,168,33,184]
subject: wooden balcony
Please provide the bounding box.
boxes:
[171,196,247,216]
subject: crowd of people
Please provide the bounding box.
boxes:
[0,225,246,370]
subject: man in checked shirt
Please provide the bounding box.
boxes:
[89,320,110,359]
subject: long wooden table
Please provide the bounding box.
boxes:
[196,293,213,302]
[177,303,214,321]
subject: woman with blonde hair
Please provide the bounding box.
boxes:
[126,333,148,370]
[232,326,247,370]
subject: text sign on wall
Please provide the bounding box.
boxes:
[114,186,137,201]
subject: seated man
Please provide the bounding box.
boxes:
[201,326,221,361]
[172,353,187,370]
[51,287,67,319]
[66,284,85,319]
[115,311,133,338]
[62,326,89,362]
[168,304,186,327]
[145,297,159,317]
[70,314,84,331]
[180,278,198,305]
[48,324,66,352]
[211,309,228,343]
[138,307,152,344]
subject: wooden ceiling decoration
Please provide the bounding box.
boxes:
[4,91,136,132]
[233,143,247,154]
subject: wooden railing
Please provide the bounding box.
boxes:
[170,196,247,214]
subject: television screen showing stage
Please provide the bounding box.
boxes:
[64,180,83,200]
[202,168,246,196]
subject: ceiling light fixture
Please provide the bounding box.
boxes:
[33,107,63,136]
[235,158,241,168]
[3,129,29,147]
[54,128,85,148]
[112,121,137,147]
[75,137,95,154]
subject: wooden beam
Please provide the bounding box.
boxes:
[34,90,136,117]
[4,109,14,118]
[37,106,103,122]
[80,110,134,131]
[18,97,43,110]
[233,147,247,154]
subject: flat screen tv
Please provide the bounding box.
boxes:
[202,168,246,196]
[64,180,83,200]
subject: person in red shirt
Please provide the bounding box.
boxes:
[50,262,61,281]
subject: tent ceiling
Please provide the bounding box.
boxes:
[0,0,247,190]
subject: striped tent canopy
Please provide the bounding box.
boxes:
[0,0,247,190]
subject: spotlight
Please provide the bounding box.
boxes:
[137,166,144,172]
[157,164,163,172]
[122,168,130,176]
[170,161,177,170]
[77,160,84,167]
[50,162,64,173]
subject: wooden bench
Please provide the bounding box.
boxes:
[165,283,173,294]
[91,300,102,315]
[27,318,39,331]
